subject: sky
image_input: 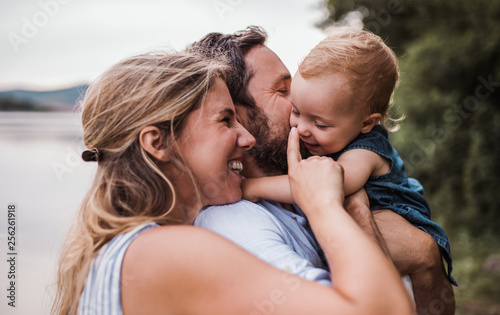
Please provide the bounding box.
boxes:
[0,0,330,91]
[0,3,331,313]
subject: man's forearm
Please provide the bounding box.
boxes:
[343,190,391,258]
[372,210,456,315]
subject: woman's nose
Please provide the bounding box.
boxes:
[237,124,256,151]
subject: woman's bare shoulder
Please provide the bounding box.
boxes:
[125,224,223,264]
[121,225,232,313]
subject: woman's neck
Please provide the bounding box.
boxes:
[168,183,204,225]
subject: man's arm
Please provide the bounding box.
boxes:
[343,189,391,257]
[344,190,455,314]
[373,210,456,315]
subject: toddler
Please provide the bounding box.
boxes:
[242,28,454,285]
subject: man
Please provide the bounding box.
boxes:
[190,26,455,314]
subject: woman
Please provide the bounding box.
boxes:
[53,50,413,315]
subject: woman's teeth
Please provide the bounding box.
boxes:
[228,160,243,174]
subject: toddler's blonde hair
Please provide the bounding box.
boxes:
[299,27,402,129]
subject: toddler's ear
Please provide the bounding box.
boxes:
[360,113,382,134]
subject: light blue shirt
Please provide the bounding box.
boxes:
[194,199,332,285]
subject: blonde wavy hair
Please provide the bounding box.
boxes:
[300,27,403,130]
[52,51,229,314]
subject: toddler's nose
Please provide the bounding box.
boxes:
[296,123,311,138]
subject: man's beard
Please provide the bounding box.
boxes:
[245,106,289,176]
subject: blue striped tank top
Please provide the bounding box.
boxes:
[78,222,159,315]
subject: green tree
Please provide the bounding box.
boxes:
[320,0,500,234]
[320,1,500,313]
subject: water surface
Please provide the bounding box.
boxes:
[0,112,95,315]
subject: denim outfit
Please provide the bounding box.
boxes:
[328,124,456,285]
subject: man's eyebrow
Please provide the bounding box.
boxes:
[219,108,235,116]
[273,73,292,87]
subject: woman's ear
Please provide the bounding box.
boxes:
[360,113,382,134]
[139,126,169,162]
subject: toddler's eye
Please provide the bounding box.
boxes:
[315,122,328,130]
[291,109,300,116]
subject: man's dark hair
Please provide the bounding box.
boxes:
[188,26,267,108]
[189,26,289,175]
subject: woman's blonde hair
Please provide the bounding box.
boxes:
[52,50,229,314]
[299,27,403,129]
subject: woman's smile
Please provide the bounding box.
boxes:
[228,159,244,176]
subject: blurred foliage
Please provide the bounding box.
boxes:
[320,0,500,313]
